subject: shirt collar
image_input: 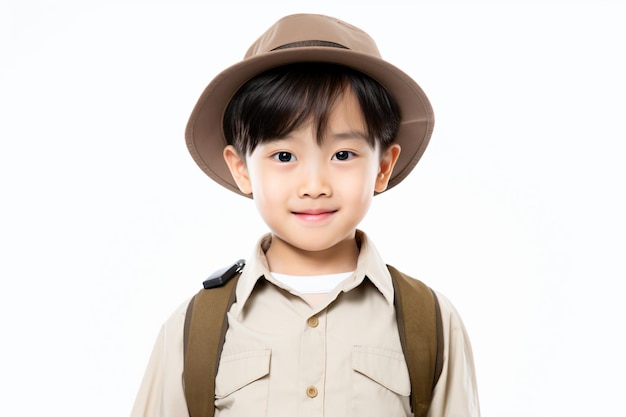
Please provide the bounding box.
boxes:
[235,230,395,311]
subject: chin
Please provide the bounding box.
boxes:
[291,234,356,253]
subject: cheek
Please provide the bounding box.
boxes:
[248,167,286,207]
[246,161,268,195]
[336,172,376,208]
[344,162,379,195]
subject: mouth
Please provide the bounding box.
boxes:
[291,209,338,222]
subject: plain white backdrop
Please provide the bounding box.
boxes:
[1,1,624,416]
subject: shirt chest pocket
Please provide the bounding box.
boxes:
[215,348,271,416]
[350,346,412,416]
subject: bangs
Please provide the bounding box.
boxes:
[224,63,400,155]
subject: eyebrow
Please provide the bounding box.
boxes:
[277,128,371,146]
[329,130,370,141]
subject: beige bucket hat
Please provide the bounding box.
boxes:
[185,13,434,196]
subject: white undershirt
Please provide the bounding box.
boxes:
[271,271,354,294]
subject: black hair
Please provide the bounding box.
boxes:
[223,62,400,156]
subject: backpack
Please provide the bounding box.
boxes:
[182,260,443,417]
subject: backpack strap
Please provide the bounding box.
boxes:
[388,265,444,417]
[183,273,240,417]
[183,262,443,417]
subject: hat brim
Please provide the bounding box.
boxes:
[185,46,434,197]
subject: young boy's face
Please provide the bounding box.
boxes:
[224,87,401,261]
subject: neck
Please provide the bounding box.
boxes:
[265,234,359,275]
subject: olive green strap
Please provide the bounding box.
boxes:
[183,275,239,417]
[388,265,443,417]
[183,266,442,417]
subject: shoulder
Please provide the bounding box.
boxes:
[385,265,460,318]
[432,290,468,330]
[431,290,457,318]
[430,290,476,359]
[160,296,194,339]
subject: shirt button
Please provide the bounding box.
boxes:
[306,385,318,398]
[307,316,319,328]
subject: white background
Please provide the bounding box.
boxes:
[1,1,625,416]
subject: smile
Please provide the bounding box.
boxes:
[292,209,337,222]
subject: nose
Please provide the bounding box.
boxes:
[298,163,332,198]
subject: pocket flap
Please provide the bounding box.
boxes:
[215,348,271,397]
[352,346,410,396]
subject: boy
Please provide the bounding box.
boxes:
[131,13,480,417]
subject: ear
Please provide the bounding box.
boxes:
[223,145,253,195]
[375,143,402,193]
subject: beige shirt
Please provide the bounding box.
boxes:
[131,231,480,417]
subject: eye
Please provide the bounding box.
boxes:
[333,150,355,161]
[272,151,296,162]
